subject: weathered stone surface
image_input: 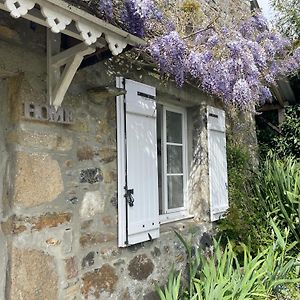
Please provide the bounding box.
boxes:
[64,281,80,300]
[81,264,118,298]
[7,130,73,151]
[31,213,72,231]
[102,167,117,184]
[46,238,61,246]
[144,291,160,300]
[80,191,104,219]
[80,168,102,184]
[98,148,116,163]
[0,25,20,42]
[13,152,64,207]
[151,247,161,258]
[62,229,73,254]
[96,121,116,147]
[128,254,154,281]
[82,252,95,268]
[65,257,78,279]
[200,232,213,248]
[81,219,93,230]
[77,145,94,161]
[9,248,58,300]
[100,246,121,259]
[80,232,116,247]
[102,215,116,226]
[69,118,89,133]
[1,215,26,235]
[121,288,132,300]
[1,213,72,234]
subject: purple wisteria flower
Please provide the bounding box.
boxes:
[252,14,268,32]
[121,0,146,37]
[232,79,252,106]
[259,86,272,103]
[98,0,113,20]
[263,39,276,58]
[120,5,299,107]
[227,41,243,58]
[148,31,187,86]
[294,47,300,63]
[206,34,219,48]
[121,0,162,37]
[247,41,267,69]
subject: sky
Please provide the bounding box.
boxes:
[257,0,276,22]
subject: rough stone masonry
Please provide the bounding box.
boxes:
[0,1,257,298]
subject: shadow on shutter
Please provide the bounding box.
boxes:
[207,106,229,222]
[116,77,160,247]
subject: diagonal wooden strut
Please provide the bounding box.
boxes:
[47,29,96,107]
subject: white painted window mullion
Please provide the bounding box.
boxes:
[162,105,168,215]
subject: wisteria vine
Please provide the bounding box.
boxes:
[100,0,300,107]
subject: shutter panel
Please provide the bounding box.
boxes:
[207,106,229,222]
[116,78,159,247]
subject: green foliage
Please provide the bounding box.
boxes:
[255,111,279,160]
[156,269,182,300]
[217,135,269,254]
[255,156,300,246]
[273,105,300,158]
[271,0,300,41]
[157,224,300,300]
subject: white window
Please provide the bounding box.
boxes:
[116,78,229,247]
[157,104,188,223]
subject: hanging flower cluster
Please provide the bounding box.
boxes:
[98,0,300,107]
[146,8,300,107]
[120,0,161,37]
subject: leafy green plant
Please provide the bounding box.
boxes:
[255,156,300,246]
[156,269,182,300]
[273,105,300,159]
[157,224,300,300]
[217,135,269,254]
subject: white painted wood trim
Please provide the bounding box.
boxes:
[207,105,229,222]
[47,30,96,106]
[161,105,188,216]
[116,76,127,247]
[0,0,145,53]
[159,213,194,225]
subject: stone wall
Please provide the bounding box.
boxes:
[0,12,216,300]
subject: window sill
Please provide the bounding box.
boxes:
[159,213,194,225]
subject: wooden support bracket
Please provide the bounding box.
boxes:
[47,29,96,107]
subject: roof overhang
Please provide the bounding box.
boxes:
[0,0,145,106]
[0,0,145,53]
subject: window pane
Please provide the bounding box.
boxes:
[167,175,184,209]
[167,145,183,174]
[166,111,182,143]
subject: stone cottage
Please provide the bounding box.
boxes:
[0,0,255,299]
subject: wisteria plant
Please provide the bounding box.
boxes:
[99,0,300,108]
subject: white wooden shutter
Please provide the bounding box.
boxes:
[207,106,229,221]
[116,78,160,247]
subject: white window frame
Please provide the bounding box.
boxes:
[158,104,189,223]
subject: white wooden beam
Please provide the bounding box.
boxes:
[0,2,107,48]
[51,42,93,68]
[47,30,61,106]
[47,30,96,107]
[51,46,95,107]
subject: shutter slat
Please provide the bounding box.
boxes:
[207,106,229,222]
[117,78,160,247]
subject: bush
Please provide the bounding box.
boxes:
[217,136,269,254]
[273,105,300,158]
[255,156,300,247]
[157,224,300,300]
